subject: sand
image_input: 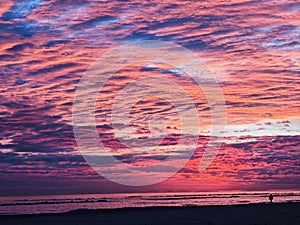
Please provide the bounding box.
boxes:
[1,202,299,225]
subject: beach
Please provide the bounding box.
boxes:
[1,202,299,225]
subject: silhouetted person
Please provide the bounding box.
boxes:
[269,194,273,203]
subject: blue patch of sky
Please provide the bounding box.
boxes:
[1,0,45,20]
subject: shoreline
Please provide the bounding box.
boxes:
[1,202,299,225]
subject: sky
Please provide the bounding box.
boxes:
[0,0,299,196]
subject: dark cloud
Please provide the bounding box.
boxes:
[28,62,79,76]
[7,42,35,52]
[70,15,118,30]
[43,39,70,47]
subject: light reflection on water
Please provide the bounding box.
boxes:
[1,192,299,215]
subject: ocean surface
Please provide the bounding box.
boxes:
[1,192,299,215]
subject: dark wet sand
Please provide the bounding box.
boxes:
[1,203,299,225]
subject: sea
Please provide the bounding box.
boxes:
[0,192,299,215]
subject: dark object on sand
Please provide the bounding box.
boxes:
[269,194,273,203]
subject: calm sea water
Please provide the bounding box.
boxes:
[0,192,299,215]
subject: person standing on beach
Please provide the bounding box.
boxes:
[269,194,273,203]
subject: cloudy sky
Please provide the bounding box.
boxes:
[0,0,299,196]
